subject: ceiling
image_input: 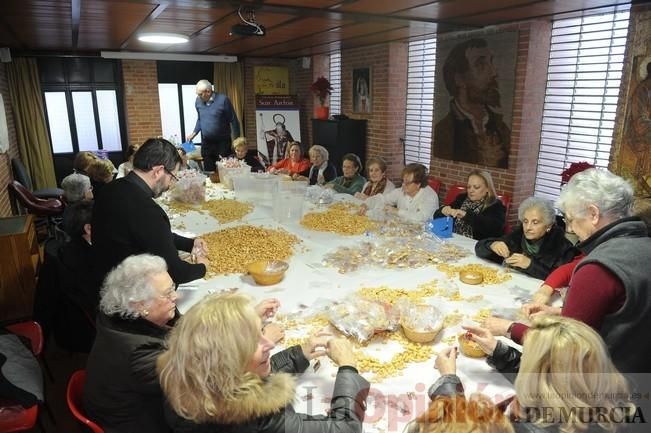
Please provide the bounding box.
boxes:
[0,0,635,58]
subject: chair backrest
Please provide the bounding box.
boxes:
[67,370,105,433]
[444,185,467,206]
[427,178,442,195]
[496,193,512,234]
[0,404,38,433]
[11,159,33,192]
[7,181,64,216]
[6,321,43,356]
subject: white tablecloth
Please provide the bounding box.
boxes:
[165,185,539,432]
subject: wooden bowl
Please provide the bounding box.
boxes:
[247,260,288,286]
[400,305,443,343]
[459,270,484,285]
[401,322,442,343]
[458,333,486,358]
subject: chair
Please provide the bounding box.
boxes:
[67,370,104,433]
[11,158,63,200]
[496,193,512,234]
[0,404,38,433]
[443,185,467,206]
[427,178,441,195]
[6,321,54,385]
[8,181,64,238]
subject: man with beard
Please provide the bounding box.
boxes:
[91,138,208,289]
[434,38,511,168]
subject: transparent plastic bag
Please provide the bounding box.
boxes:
[326,296,399,343]
[170,171,207,204]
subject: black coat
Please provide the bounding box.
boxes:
[433,192,506,240]
[91,172,205,286]
[300,162,338,185]
[229,150,265,173]
[84,314,170,433]
[475,224,579,279]
[165,345,370,433]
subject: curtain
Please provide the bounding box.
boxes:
[6,58,57,189]
[213,62,244,137]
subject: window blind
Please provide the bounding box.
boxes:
[329,51,342,115]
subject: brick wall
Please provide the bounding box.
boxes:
[341,42,408,181]
[121,60,162,146]
[243,57,314,153]
[0,63,21,217]
[429,21,552,225]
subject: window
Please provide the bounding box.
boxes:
[534,5,630,200]
[404,38,436,166]
[40,58,126,154]
[329,51,341,115]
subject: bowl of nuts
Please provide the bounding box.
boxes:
[400,304,443,343]
[247,260,289,286]
[458,332,486,358]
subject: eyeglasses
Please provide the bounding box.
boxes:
[165,168,179,182]
[402,179,417,186]
[158,287,178,301]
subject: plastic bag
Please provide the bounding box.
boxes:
[217,158,250,190]
[427,217,454,238]
[327,296,399,343]
[306,185,334,204]
[396,299,444,333]
[170,171,207,204]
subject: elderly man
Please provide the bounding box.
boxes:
[91,138,208,288]
[434,38,510,168]
[186,79,240,171]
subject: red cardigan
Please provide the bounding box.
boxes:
[267,158,311,175]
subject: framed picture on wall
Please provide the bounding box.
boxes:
[352,67,371,113]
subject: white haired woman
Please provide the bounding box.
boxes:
[475,196,579,280]
[84,254,178,433]
[483,169,651,374]
[433,316,635,433]
[159,292,370,433]
[293,144,337,185]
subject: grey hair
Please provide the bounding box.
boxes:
[557,168,634,219]
[195,79,213,93]
[309,144,329,161]
[518,196,556,226]
[61,173,91,203]
[99,254,168,319]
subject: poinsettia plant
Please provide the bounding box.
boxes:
[310,76,333,106]
[560,161,594,185]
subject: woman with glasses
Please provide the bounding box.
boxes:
[359,163,438,224]
[84,254,179,433]
[433,169,505,239]
[475,196,578,280]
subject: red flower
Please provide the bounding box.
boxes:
[560,161,594,185]
[310,76,333,106]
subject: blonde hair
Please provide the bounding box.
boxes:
[232,137,247,150]
[467,169,497,208]
[515,316,633,433]
[86,159,115,184]
[73,151,99,174]
[409,394,513,433]
[158,292,261,423]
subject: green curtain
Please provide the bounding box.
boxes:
[6,58,57,189]
[213,62,244,137]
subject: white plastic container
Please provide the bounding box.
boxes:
[272,180,307,223]
[233,173,279,205]
[217,162,250,190]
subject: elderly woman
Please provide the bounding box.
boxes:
[326,153,367,195]
[267,141,310,176]
[354,156,395,200]
[229,136,265,173]
[86,158,115,197]
[84,254,178,433]
[73,151,99,175]
[360,163,438,224]
[159,292,370,433]
[483,169,651,374]
[433,169,505,239]
[475,196,578,279]
[61,173,93,204]
[293,144,337,185]
[433,316,634,433]
[117,144,140,179]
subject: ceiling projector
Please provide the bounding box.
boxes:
[230,23,266,37]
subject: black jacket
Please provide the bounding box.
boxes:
[475,224,579,279]
[229,150,265,173]
[84,314,170,433]
[433,192,506,240]
[165,345,370,433]
[300,162,338,185]
[91,172,205,286]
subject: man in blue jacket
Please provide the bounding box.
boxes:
[186,79,240,171]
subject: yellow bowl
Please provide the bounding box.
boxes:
[400,305,443,343]
[247,260,289,286]
[401,322,442,343]
[458,333,486,358]
[459,270,484,285]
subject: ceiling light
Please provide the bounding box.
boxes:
[138,33,189,44]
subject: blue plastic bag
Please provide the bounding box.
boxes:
[181,141,196,153]
[428,216,453,238]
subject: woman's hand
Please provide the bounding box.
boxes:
[481,317,514,337]
[358,203,368,216]
[462,325,498,355]
[531,284,554,305]
[504,253,531,269]
[317,174,325,185]
[327,338,356,368]
[434,347,457,375]
[193,238,209,256]
[255,298,280,319]
[268,167,277,174]
[521,303,561,319]
[490,241,511,258]
[301,334,330,360]
[262,323,285,343]
[354,192,367,200]
[441,206,454,217]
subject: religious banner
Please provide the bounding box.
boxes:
[255,95,301,165]
[254,66,289,95]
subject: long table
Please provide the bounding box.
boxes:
[167,184,539,433]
